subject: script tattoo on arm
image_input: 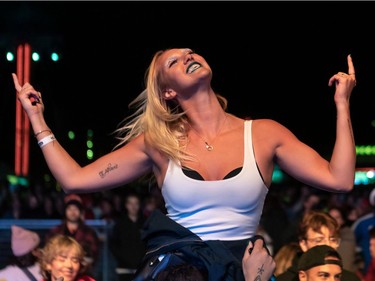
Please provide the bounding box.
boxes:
[99,163,118,178]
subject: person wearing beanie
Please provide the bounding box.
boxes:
[0,225,43,280]
[45,194,100,277]
[297,245,343,281]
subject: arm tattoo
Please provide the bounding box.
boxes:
[99,163,118,178]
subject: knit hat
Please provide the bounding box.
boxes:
[11,225,40,257]
[298,245,343,271]
[64,194,83,211]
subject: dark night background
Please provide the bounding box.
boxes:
[0,1,374,182]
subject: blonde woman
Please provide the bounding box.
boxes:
[13,48,356,280]
[39,235,95,281]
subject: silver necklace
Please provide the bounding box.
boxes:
[189,114,228,151]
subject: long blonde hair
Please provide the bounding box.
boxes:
[273,242,301,276]
[113,49,227,163]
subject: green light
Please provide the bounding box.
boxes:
[6,52,14,61]
[272,169,284,183]
[272,165,285,183]
[68,131,75,140]
[87,149,94,160]
[7,175,18,185]
[43,174,52,182]
[87,129,94,138]
[32,52,40,61]
[87,140,93,148]
[356,145,375,156]
[6,174,29,186]
[51,52,59,61]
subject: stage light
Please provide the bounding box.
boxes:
[51,52,59,61]
[87,149,94,160]
[354,168,375,186]
[87,140,93,149]
[6,51,14,61]
[68,130,75,140]
[32,52,40,61]
[356,145,375,156]
[86,129,94,160]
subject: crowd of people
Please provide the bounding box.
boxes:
[0,178,375,281]
[1,46,373,280]
[0,224,94,281]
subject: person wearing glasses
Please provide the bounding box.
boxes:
[277,210,361,281]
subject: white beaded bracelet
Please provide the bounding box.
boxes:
[38,134,56,148]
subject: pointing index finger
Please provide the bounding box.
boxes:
[347,54,355,75]
[12,73,22,92]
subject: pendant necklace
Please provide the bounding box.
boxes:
[189,114,228,151]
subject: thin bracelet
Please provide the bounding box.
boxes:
[34,129,52,138]
[38,134,56,148]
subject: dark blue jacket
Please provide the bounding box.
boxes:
[135,209,246,281]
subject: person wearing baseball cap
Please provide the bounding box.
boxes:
[298,245,343,281]
[277,210,360,281]
[0,225,43,280]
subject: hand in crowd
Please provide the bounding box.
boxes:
[242,238,275,281]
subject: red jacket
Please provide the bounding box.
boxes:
[363,259,375,281]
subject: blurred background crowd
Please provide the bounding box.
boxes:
[1,174,375,280]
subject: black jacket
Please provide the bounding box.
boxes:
[136,209,246,281]
[109,213,146,269]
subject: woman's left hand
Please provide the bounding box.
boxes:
[328,54,356,103]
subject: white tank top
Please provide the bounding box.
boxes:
[161,120,268,241]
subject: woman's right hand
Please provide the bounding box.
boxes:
[12,73,45,118]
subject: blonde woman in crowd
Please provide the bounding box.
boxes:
[39,234,95,281]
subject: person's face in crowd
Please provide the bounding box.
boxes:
[100,199,113,216]
[28,194,39,209]
[303,194,320,211]
[144,197,157,213]
[125,196,141,217]
[328,209,344,228]
[298,264,342,281]
[46,247,81,281]
[370,237,375,258]
[347,207,358,223]
[65,205,82,223]
[300,226,340,252]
